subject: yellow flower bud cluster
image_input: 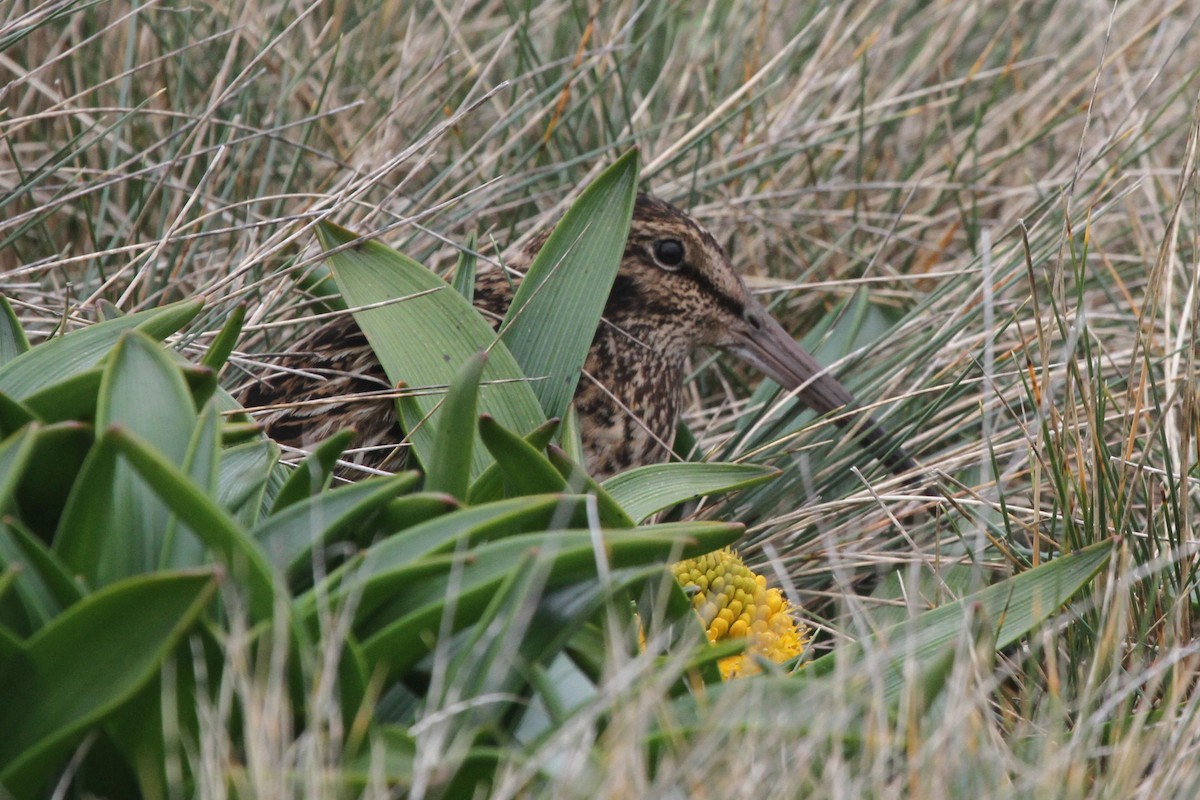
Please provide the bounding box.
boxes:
[672,548,808,679]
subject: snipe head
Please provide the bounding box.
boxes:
[557,194,912,476]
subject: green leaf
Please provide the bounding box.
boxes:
[317,223,545,478]
[467,417,560,504]
[377,492,460,533]
[305,494,602,624]
[0,570,217,797]
[0,392,36,436]
[0,299,202,401]
[160,399,223,569]
[601,462,780,522]
[294,263,347,313]
[10,422,92,541]
[544,446,634,528]
[478,418,632,528]
[270,429,356,513]
[425,351,487,501]
[56,331,198,586]
[359,521,741,677]
[21,368,103,423]
[499,149,640,420]
[0,424,37,513]
[102,429,279,621]
[217,439,278,524]
[0,295,30,366]
[0,519,83,637]
[200,303,246,373]
[478,414,567,497]
[250,473,418,581]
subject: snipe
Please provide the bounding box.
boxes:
[239,194,913,479]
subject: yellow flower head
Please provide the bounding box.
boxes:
[672,548,809,679]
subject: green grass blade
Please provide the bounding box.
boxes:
[307,495,597,616]
[804,540,1114,702]
[250,472,418,579]
[451,232,478,303]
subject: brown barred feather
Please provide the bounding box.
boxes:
[237,193,914,481]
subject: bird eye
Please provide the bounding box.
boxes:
[652,238,685,270]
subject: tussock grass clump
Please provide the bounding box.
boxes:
[3,0,1200,797]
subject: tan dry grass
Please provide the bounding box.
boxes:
[4,0,1200,796]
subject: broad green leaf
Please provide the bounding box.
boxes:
[0,424,36,512]
[425,351,487,501]
[377,493,460,533]
[10,422,92,541]
[467,417,560,504]
[499,149,639,420]
[359,522,741,676]
[0,392,36,436]
[103,429,279,621]
[0,295,30,366]
[478,414,568,496]
[200,303,245,372]
[0,299,202,400]
[270,429,356,513]
[559,404,586,467]
[21,368,103,423]
[544,446,634,527]
[601,462,780,522]
[250,472,417,580]
[56,331,197,586]
[160,400,223,569]
[0,570,216,797]
[217,438,278,524]
[803,539,1114,701]
[0,519,83,637]
[317,223,545,478]
[304,494,602,624]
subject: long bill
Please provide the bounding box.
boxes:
[728,299,915,475]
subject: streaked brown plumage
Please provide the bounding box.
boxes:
[239,194,913,479]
